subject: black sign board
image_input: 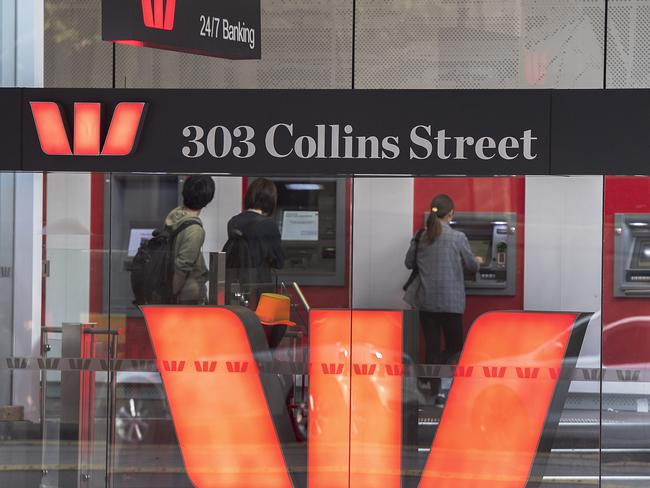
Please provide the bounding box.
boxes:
[3,87,650,175]
[552,90,650,175]
[19,89,550,175]
[102,0,261,60]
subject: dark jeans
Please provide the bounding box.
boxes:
[419,311,464,396]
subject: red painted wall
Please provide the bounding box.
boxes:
[413,177,525,333]
[603,176,650,367]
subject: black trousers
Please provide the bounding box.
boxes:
[419,311,464,395]
[264,324,287,350]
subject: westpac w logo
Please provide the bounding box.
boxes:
[142,0,176,30]
[30,102,148,156]
[142,307,589,488]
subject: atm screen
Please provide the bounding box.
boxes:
[281,211,319,241]
[469,239,491,263]
[127,228,155,257]
[276,181,329,209]
[635,239,650,268]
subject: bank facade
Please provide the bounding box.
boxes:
[0,2,647,487]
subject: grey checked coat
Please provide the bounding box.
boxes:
[403,223,480,314]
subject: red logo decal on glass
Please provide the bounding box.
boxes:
[142,0,176,30]
[141,307,586,488]
[30,101,147,156]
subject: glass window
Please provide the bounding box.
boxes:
[0,1,16,86]
[602,176,650,486]
[350,175,602,487]
[0,171,639,486]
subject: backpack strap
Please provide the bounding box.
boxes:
[402,229,425,291]
[170,220,202,238]
[412,228,425,267]
[168,220,204,287]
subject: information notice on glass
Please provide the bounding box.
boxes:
[282,211,319,241]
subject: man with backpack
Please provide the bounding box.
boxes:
[167,175,215,304]
[130,175,215,305]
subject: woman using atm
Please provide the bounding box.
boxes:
[403,194,483,402]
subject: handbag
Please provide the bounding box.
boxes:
[402,229,424,291]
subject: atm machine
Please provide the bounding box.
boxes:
[428,211,517,296]
[613,213,650,297]
[105,174,183,316]
[247,177,347,287]
[451,212,517,295]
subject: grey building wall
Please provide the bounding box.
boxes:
[45,0,644,90]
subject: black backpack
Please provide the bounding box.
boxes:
[222,223,258,304]
[130,220,201,305]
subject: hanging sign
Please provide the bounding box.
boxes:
[102,0,261,59]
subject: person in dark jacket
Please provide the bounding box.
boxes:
[403,194,482,401]
[227,178,286,346]
[227,178,285,281]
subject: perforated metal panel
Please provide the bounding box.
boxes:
[44,0,113,88]
[355,0,605,88]
[607,0,650,88]
[44,0,612,91]
[115,0,353,89]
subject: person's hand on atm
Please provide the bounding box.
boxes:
[475,256,484,265]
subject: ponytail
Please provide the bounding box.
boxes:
[424,194,454,244]
[425,210,442,243]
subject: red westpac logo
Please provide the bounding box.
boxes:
[142,0,176,30]
[142,307,588,488]
[30,101,148,156]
